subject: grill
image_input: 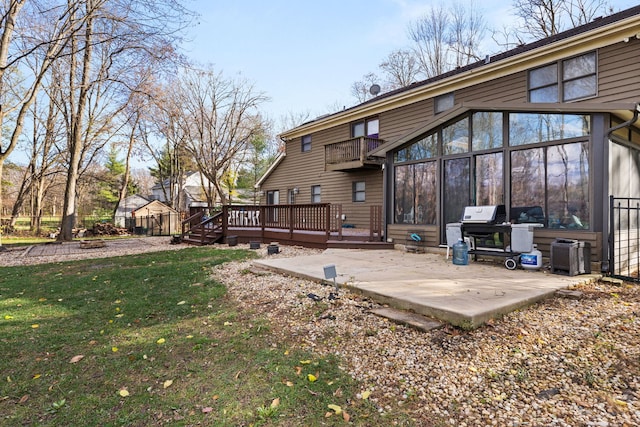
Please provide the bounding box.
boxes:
[460,205,519,269]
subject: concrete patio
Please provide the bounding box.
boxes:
[254,248,602,328]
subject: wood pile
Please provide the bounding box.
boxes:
[90,222,129,236]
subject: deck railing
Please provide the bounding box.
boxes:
[325,137,383,165]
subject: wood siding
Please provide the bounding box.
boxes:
[260,37,639,263]
[261,124,383,229]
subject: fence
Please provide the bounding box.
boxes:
[610,196,640,281]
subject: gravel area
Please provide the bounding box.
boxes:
[3,240,639,425]
[214,246,640,427]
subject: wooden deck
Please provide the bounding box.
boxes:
[181,204,392,249]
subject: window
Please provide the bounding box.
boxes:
[353,181,366,202]
[352,117,379,138]
[472,112,503,151]
[301,135,311,152]
[435,92,454,114]
[442,117,469,154]
[311,185,321,203]
[528,52,597,102]
[510,142,589,228]
[395,133,438,162]
[394,162,437,225]
[509,113,590,146]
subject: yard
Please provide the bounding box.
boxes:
[0,247,399,426]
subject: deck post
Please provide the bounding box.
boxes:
[289,204,294,239]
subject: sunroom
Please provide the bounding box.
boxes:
[373,102,640,271]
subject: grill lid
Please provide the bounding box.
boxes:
[461,205,506,224]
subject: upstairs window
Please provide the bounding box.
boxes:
[301,135,312,152]
[352,117,379,138]
[529,51,596,103]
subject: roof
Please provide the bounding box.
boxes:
[280,5,640,140]
[370,101,640,156]
[255,152,286,188]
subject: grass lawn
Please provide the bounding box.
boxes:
[0,248,394,426]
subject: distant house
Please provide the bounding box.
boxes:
[151,171,212,211]
[256,5,640,276]
[114,194,150,228]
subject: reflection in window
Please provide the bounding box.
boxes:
[352,117,379,138]
[547,142,589,229]
[509,113,589,146]
[443,117,469,154]
[475,153,503,206]
[472,112,503,151]
[395,133,437,162]
[529,63,558,102]
[301,135,312,152]
[394,162,437,225]
[443,158,470,224]
[563,52,596,101]
[510,142,590,229]
[511,148,545,224]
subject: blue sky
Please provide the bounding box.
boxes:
[183,0,638,130]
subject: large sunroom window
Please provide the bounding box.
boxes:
[394,162,437,225]
[509,113,590,146]
[510,142,589,228]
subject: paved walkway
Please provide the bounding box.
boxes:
[254,248,601,328]
[23,238,162,256]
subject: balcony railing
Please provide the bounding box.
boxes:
[325,137,384,171]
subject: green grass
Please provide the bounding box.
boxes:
[0,247,397,426]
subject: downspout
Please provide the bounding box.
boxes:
[603,103,640,274]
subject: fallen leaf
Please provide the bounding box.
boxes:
[177,300,186,305]
[202,407,213,413]
[156,338,166,344]
[31,324,39,329]
[271,398,280,408]
[112,347,119,353]
[69,355,84,364]
[295,366,302,375]
[361,390,371,399]
[186,335,193,339]
[343,411,351,422]
[327,404,342,415]
[4,315,13,320]
[163,379,173,389]
[6,376,11,383]
[38,298,47,302]
[325,411,333,418]
[212,395,219,400]
[285,381,294,387]
[118,389,130,397]
[19,395,29,404]
[33,374,41,379]
[307,373,317,382]
[223,321,233,326]
[300,359,312,364]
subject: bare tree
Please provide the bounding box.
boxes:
[351,72,382,103]
[172,66,269,206]
[408,5,450,78]
[0,1,82,235]
[56,0,193,241]
[499,0,614,47]
[379,49,421,89]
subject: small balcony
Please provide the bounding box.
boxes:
[324,137,384,171]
